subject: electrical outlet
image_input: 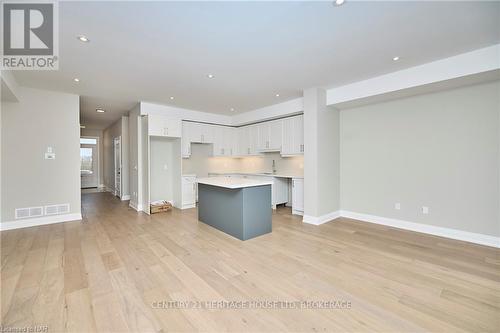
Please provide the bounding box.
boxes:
[394,203,401,210]
[422,206,429,214]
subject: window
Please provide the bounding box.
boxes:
[80,148,93,175]
[80,138,97,145]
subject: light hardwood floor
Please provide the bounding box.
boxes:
[1,192,499,332]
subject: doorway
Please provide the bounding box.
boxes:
[80,137,99,189]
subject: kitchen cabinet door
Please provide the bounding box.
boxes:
[237,126,250,156]
[269,119,282,151]
[200,124,214,143]
[249,124,260,155]
[258,122,270,150]
[148,115,164,136]
[181,176,196,209]
[281,117,295,155]
[224,127,237,156]
[295,115,304,154]
[292,178,304,215]
[281,115,304,155]
[212,125,225,156]
[181,122,191,158]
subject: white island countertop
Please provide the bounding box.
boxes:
[197,176,273,189]
[208,172,304,179]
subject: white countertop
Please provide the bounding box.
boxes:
[208,172,304,179]
[197,176,273,189]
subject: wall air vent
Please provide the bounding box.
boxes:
[15,208,30,219]
[15,206,43,219]
[45,203,70,215]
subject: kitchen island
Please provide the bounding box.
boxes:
[197,177,273,240]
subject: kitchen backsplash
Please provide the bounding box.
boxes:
[182,143,304,177]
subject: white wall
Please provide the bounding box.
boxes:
[303,88,340,221]
[128,104,140,208]
[80,128,104,187]
[121,116,130,198]
[1,87,81,223]
[340,81,500,237]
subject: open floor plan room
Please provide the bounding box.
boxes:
[1,1,499,332]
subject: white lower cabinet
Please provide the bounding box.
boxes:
[292,178,304,215]
[181,175,196,209]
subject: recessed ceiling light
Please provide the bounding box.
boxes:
[275,93,280,97]
[393,56,400,61]
[96,108,105,113]
[77,35,90,43]
[334,0,345,6]
[170,96,174,100]
[206,74,215,79]
[73,78,80,82]
[230,108,235,112]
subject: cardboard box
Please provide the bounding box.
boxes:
[150,201,172,214]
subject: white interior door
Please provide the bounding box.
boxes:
[80,138,98,188]
[114,136,122,197]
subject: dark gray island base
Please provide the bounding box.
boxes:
[197,178,272,241]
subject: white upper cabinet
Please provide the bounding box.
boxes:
[237,126,250,156]
[282,115,304,156]
[213,125,235,156]
[258,119,282,151]
[181,115,302,158]
[189,122,214,143]
[148,114,181,138]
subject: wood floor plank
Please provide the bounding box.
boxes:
[1,192,498,332]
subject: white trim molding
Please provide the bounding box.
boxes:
[0,213,83,231]
[121,195,131,201]
[340,211,500,249]
[303,211,341,225]
[129,201,143,212]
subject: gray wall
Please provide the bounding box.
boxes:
[340,81,500,237]
[80,128,104,186]
[102,116,130,198]
[1,87,80,222]
[103,118,122,190]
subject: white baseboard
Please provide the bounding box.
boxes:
[340,210,500,248]
[129,201,142,212]
[303,210,341,225]
[121,195,130,201]
[180,203,196,210]
[0,213,83,231]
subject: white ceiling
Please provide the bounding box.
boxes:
[10,1,500,129]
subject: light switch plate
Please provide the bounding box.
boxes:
[422,206,429,214]
[394,203,401,210]
[45,152,56,159]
